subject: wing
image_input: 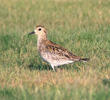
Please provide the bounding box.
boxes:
[45,40,81,61]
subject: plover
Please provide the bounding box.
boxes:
[29,25,89,71]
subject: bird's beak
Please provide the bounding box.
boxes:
[29,31,35,35]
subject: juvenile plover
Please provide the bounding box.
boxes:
[29,25,89,71]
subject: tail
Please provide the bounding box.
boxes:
[79,58,90,62]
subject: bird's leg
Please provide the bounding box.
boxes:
[51,65,55,71]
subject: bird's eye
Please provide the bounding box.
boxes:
[38,28,41,31]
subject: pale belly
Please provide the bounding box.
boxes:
[40,52,74,67]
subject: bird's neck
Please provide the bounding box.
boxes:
[37,34,47,49]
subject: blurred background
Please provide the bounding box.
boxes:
[0,0,110,100]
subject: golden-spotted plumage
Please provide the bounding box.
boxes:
[42,40,80,61]
[29,25,89,71]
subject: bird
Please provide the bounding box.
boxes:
[29,25,89,71]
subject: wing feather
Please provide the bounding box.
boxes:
[45,40,81,61]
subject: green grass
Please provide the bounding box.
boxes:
[0,0,110,99]
[0,86,110,100]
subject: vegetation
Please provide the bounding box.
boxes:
[0,0,110,99]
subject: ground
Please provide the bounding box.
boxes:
[0,0,110,100]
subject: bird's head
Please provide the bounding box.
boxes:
[29,25,47,36]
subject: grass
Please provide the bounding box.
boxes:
[0,0,110,99]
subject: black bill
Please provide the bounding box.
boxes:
[29,31,35,35]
